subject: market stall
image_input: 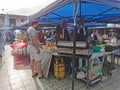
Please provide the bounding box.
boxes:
[38,40,116,86]
[22,0,120,89]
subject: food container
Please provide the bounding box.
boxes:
[92,46,101,53]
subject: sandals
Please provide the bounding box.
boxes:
[32,72,43,79]
[32,73,38,77]
[38,74,43,79]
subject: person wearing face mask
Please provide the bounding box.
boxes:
[76,21,88,42]
[27,21,43,78]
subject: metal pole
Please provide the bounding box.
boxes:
[114,23,116,37]
[80,0,82,20]
[72,0,79,90]
[105,23,107,34]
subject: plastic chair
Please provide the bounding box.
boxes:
[114,49,120,64]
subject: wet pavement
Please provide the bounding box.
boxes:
[0,45,120,90]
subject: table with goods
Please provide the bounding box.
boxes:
[52,40,115,87]
[39,38,119,87]
[38,35,119,80]
[10,33,28,55]
[11,35,116,87]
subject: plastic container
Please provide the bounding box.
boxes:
[97,44,106,49]
[92,46,101,53]
[54,58,65,79]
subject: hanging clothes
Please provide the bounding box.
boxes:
[61,20,68,39]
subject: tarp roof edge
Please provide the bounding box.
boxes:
[84,0,120,9]
[29,0,73,21]
[29,0,120,22]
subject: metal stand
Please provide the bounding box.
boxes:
[72,0,79,90]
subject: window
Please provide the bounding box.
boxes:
[9,19,16,25]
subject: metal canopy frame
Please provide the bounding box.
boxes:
[51,12,65,18]
[35,1,120,24]
[87,7,114,20]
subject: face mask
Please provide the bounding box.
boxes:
[79,25,83,28]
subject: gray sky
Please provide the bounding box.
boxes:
[0,0,55,13]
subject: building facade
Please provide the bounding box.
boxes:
[0,14,27,27]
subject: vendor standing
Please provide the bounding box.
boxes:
[76,21,88,42]
[27,21,43,78]
[55,25,62,41]
[76,21,88,67]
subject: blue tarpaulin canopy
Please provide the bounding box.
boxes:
[29,0,120,24]
[28,1,120,89]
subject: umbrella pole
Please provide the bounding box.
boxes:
[72,0,79,90]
